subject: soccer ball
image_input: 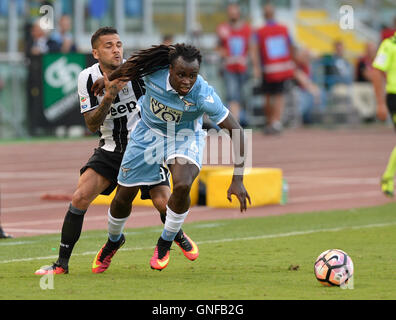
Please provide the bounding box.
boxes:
[314,249,354,287]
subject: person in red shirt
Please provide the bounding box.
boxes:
[380,16,396,41]
[355,42,376,82]
[216,3,251,124]
[251,3,295,134]
[352,42,377,121]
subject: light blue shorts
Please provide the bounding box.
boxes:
[118,120,206,187]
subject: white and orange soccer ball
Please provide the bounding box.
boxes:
[314,249,354,287]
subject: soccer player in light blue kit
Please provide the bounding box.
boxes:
[92,44,251,270]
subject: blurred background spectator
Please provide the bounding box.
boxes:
[319,40,355,122]
[321,40,354,92]
[162,34,174,46]
[26,19,60,56]
[251,3,295,135]
[352,42,377,122]
[381,16,396,41]
[49,14,76,53]
[216,2,251,126]
[293,47,323,125]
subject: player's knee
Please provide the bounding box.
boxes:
[72,189,92,209]
[110,196,131,218]
[110,187,137,216]
[111,194,130,210]
[152,195,168,215]
[172,181,191,197]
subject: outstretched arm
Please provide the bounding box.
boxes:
[218,112,251,212]
[84,73,128,132]
[91,61,132,96]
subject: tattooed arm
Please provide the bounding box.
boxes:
[84,73,128,133]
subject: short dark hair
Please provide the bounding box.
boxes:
[91,27,118,48]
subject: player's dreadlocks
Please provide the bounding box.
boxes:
[109,43,202,81]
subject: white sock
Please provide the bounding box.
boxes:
[161,206,189,241]
[108,209,128,242]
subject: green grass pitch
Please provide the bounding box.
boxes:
[1,203,395,300]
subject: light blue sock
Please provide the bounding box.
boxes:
[108,233,122,243]
[161,229,178,241]
[160,206,189,241]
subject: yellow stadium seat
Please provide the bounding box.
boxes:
[296,9,366,58]
[201,166,283,208]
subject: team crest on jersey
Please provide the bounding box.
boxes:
[122,86,129,95]
[150,97,182,124]
[120,166,131,179]
[182,99,195,111]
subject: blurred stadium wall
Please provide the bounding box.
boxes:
[0,0,395,138]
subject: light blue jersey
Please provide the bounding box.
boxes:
[141,68,229,136]
[117,68,229,187]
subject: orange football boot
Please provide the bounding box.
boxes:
[174,231,199,261]
[35,263,68,275]
[150,237,172,271]
[92,234,125,274]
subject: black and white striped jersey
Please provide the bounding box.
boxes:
[77,62,145,153]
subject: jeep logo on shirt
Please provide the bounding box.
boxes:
[150,97,182,124]
[108,100,137,117]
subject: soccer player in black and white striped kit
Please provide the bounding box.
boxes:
[35,27,196,275]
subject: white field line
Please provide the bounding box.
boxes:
[0,161,85,172]
[286,176,380,185]
[1,203,70,214]
[3,228,60,234]
[0,172,76,179]
[283,167,382,177]
[0,241,37,246]
[290,190,380,203]
[1,179,76,189]
[2,191,53,200]
[1,221,395,264]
